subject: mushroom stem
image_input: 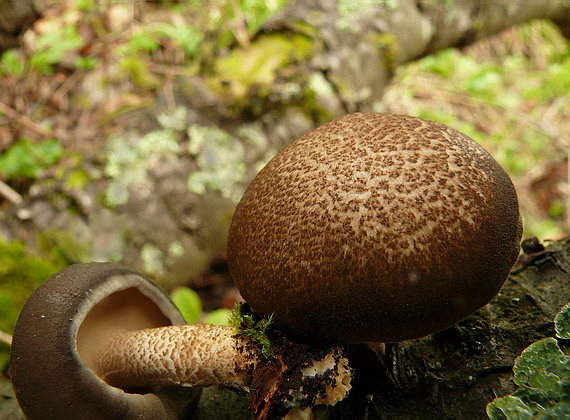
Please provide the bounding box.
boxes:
[95,324,259,391]
[95,323,353,419]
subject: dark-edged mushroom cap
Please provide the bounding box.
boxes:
[228,112,523,343]
[10,262,198,420]
[11,263,353,420]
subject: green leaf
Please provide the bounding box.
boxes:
[487,395,535,420]
[0,237,64,371]
[555,303,570,339]
[487,305,570,419]
[204,308,232,326]
[171,287,202,324]
[513,338,568,396]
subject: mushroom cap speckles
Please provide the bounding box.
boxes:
[228,112,522,343]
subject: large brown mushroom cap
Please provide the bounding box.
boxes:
[10,262,198,420]
[228,112,523,343]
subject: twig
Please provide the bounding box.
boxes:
[0,101,53,138]
[0,331,12,346]
[51,70,84,112]
[163,81,177,114]
[0,179,23,206]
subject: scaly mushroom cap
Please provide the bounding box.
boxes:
[228,113,522,343]
[10,262,197,420]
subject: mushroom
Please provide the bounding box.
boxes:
[227,112,522,343]
[11,112,522,419]
[10,262,352,420]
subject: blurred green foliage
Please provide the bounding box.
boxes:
[0,50,25,76]
[152,22,204,57]
[0,139,63,179]
[30,25,85,75]
[486,303,570,419]
[0,0,290,82]
[417,45,569,175]
[236,0,289,35]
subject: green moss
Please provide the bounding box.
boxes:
[298,74,335,123]
[38,229,93,263]
[369,32,399,72]
[207,33,313,108]
[118,56,160,89]
[229,303,275,359]
[0,238,64,370]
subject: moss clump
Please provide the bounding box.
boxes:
[229,303,275,359]
[38,229,93,263]
[207,33,313,110]
[302,73,338,123]
[369,32,399,73]
[0,238,64,370]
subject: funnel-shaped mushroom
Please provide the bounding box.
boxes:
[10,263,352,420]
[10,263,199,419]
[228,112,523,343]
